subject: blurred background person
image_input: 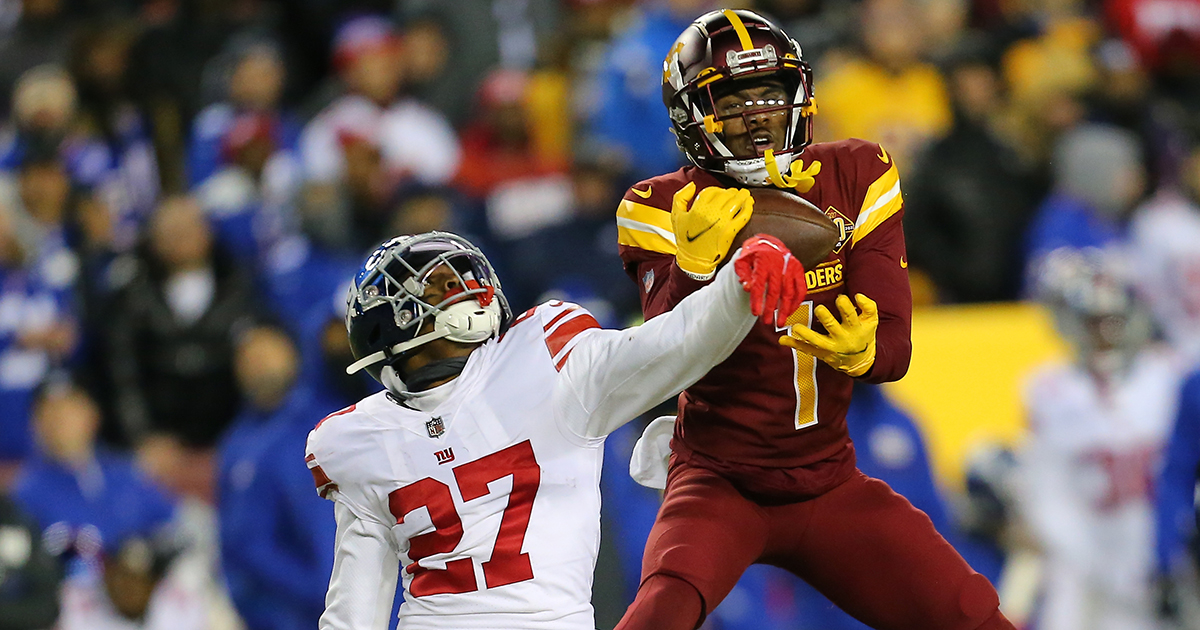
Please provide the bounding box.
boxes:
[0,64,77,170]
[1022,124,1147,286]
[0,0,76,111]
[814,0,952,169]
[299,15,460,251]
[11,380,176,565]
[0,493,60,630]
[195,111,301,265]
[1129,138,1200,363]
[57,533,207,630]
[216,325,338,630]
[498,153,637,320]
[456,68,571,243]
[1155,363,1200,625]
[1016,247,1182,630]
[904,45,1040,304]
[107,195,257,499]
[0,171,78,485]
[66,20,159,249]
[583,0,708,180]
[189,39,300,188]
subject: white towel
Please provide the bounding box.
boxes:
[629,415,677,490]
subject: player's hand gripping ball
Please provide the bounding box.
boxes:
[670,181,755,281]
[781,293,879,376]
[733,234,808,327]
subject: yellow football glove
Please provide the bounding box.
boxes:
[780,293,878,377]
[671,181,754,281]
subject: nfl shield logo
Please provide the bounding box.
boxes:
[426,416,445,438]
[642,269,655,293]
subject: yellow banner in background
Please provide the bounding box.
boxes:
[884,302,1070,488]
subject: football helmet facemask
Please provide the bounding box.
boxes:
[663,9,817,187]
[344,232,512,391]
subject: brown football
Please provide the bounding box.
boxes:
[730,188,840,270]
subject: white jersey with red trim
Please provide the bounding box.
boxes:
[306,264,756,630]
[1017,349,1184,630]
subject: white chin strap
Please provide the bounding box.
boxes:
[723,151,794,186]
[345,300,503,375]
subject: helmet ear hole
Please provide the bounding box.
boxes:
[367,324,381,346]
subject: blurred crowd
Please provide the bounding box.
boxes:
[0,0,1197,629]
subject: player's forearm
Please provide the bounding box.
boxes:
[321,502,400,630]
[566,263,755,437]
[846,218,912,383]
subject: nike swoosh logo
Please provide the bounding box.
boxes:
[632,185,653,199]
[686,222,717,243]
[878,147,890,164]
[900,256,907,268]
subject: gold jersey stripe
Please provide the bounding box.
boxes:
[616,199,676,254]
[617,199,672,231]
[723,9,754,51]
[852,164,903,247]
[617,222,677,254]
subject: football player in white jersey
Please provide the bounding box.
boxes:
[1018,247,1185,630]
[305,228,808,630]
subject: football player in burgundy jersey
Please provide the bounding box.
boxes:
[612,10,1015,630]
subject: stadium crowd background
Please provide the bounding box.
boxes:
[0,0,1198,628]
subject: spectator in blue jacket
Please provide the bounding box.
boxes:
[0,195,78,474]
[1155,368,1200,617]
[584,3,695,180]
[189,41,301,188]
[12,380,176,562]
[217,325,338,630]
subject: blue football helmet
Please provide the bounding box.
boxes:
[344,232,512,390]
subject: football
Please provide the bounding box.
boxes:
[732,188,840,270]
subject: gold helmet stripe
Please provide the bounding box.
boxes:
[722,9,754,51]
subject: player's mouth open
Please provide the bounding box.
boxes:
[752,132,774,156]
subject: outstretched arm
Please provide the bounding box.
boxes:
[561,236,806,438]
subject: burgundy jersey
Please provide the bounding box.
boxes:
[616,138,913,498]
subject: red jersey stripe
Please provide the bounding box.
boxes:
[545,313,600,356]
[542,305,580,332]
[314,403,356,431]
[511,306,539,328]
[554,348,575,372]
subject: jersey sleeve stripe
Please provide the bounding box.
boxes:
[852,164,902,247]
[542,305,581,332]
[554,348,575,372]
[314,403,357,431]
[617,200,677,255]
[511,307,539,328]
[545,313,600,357]
[309,463,339,499]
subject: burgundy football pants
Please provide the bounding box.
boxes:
[615,462,1015,630]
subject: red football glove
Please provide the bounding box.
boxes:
[733,234,807,327]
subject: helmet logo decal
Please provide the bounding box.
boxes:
[662,42,684,87]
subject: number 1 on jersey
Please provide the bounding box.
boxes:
[787,301,819,430]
